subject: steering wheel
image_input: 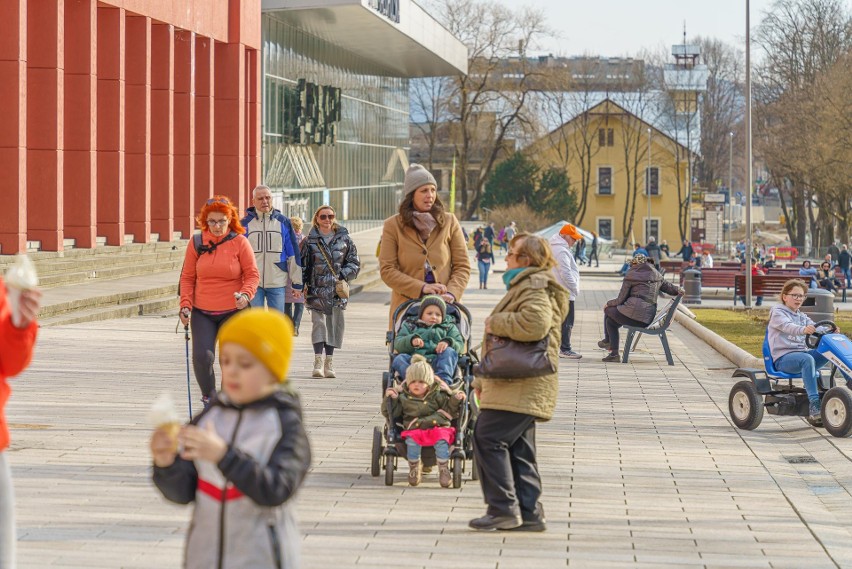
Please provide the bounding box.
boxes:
[805,320,838,349]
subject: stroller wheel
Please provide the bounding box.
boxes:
[371,426,382,477]
[452,457,463,489]
[384,454,395,486]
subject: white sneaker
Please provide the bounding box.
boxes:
[559,350,583,360]
[312,355,324,378]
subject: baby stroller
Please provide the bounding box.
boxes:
[370,298,479,487]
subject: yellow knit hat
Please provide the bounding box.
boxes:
[217,308,294,383]
[405,354,435,387]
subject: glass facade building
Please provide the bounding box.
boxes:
[262,15,410,231]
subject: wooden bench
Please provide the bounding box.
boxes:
[680,268,739,289]
[660,260,687,274]
[734,274,791,305]
[621,295,682,366]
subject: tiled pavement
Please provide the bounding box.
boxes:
[8,259,852,568]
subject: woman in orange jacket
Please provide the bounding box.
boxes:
[1,276,40,568]
[179,195,259,408]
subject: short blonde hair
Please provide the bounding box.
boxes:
[290,216,304,232]
[509,233,555,270]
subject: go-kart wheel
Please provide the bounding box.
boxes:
[371,426,382,477]
[821,387,852,438]
[384,455,395,486]
[729,380,764,430]
[452,457,463,489]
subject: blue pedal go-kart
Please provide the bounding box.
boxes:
[729,320,852,438]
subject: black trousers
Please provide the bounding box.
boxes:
[473,409,543,521]
[588,248,599,267]
[603,306,647,352]
[190,308,238,396]
[560,300,575,352]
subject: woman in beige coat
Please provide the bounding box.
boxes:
[470,234,569,532]
[379,164,471,323]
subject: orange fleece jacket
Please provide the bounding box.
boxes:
[0,278,39,451]
[179,231,260,312]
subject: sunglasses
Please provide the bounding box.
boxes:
[206,197,230,205]
[207,219,229,227]
[318,213,336,220]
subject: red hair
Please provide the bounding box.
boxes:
[196,195,245,234]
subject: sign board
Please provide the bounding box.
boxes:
[704,193,726,203]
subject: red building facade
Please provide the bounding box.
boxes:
[0,0,261,253]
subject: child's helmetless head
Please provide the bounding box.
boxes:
[419,295,446,324]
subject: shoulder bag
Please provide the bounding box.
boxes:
[473,334,555,379]
[317,241,350,299]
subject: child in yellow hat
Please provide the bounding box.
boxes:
[150,308,311,569]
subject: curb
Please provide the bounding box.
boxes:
[673,309,763,369]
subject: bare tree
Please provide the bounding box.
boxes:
[409,76,454,171]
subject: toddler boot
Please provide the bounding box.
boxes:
[438,459,451,488]
[312,355,324,378]
[324,356,336,378]
[408,460,422,486]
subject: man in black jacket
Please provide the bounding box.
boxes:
[839,245,852,287]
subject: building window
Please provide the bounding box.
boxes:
[645,218,660,242]
[599,128,614,147]
[607,128,614,146]
[598,167,612,195]
[645,167,659,195]
[598,218,613,240]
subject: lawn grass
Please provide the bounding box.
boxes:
[693,309,852,358]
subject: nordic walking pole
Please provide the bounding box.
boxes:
[184,322,193,421]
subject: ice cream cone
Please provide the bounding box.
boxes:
[4,254,38,327]
[159,422,181,453]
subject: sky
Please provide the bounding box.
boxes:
[494,0,779,58]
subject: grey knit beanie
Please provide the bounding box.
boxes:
[404,164,437,196]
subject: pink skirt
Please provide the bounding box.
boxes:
[400,426,456,447]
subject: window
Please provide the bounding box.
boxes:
[607,128,614,146]
[645,167,659,195]
[645,218,660,242]
[598,167,612,195]
[597,218,613,240]
[598,129,605,147]
[598,128,615,147]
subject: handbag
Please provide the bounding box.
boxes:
[317,242,350,299]
[473,334,555,379]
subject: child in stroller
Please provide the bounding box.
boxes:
[391,295,463,385]
[383,355,466,487]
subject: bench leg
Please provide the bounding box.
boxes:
[631,332,641,353]
[622,330,636,363]
[660,331,674,366]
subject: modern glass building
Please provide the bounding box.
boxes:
[260,0,467,230]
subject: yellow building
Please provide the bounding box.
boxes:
[530,98,696,248]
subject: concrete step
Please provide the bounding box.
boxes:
[0,239,188,265]
[38,259,184,287]
[0,246,186,274]
[39,295,178,327]
[40,282,178,320]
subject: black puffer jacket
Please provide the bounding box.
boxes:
[607,261,681,324]
[301,226,361,314]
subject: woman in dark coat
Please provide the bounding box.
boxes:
[301,205,361,379]
[599,255,683,362]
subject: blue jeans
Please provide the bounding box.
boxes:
[477,260,491,285]
[774,349,829,402]
[392,348,458,384]
[406,437,450,462]
[285,302,304,331]
[843,267,851,288]
[250,287,285,313]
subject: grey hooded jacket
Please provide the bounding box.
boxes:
[153,390,311,569]
[608,261,681,324]
[767,304,814,361]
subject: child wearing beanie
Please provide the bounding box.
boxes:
[151,308,311,569]
[392,295,464,385]
[383,354,466,488]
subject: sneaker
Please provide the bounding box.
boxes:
[602,352,621,363]
[597,339,611,349]
[809,400,823,426]
[312,355,324,378]
[324,356,336,378]
[468,514,522,531]
[408,460,422,486]
[437,460,451,488]
[507,518,547,532]
[559,350,582,360]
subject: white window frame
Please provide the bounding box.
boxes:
[597,216,614,241]
[644,217,661,243]
[597,166,613,195]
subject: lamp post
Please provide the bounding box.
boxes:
[728,131,733,258]
[745,0,753,307]
[647,127,652,243]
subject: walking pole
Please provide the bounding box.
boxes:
[184,323,193,421]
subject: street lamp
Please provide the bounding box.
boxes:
[728,131,733,258]
[745,0,754,307]
[647,127,652,243]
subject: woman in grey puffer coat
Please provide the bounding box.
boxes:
[301,205,361,378]
[599,254,683,362]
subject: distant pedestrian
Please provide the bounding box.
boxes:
[763,254,777,270]
[839,245,852,287]
[484,222,495,248]
[549,224,582,359]
[645,236,661,268]
[676,239,694,262]
[179,196,259,409]
[799,260,818,289]
[302,205,361,379]
[1,268,41,569]
[504,222,517,244]
[476,240,495,289]
[574,235,588,265]
[828,241,841,264]
[660,239,670,258]
[241,185,303,315]
[151,309,311,569]
[587,231,600,267]
[701,250,714,268]
[285,216,307,335]
[378,163,470,323]
[470,234,568,532]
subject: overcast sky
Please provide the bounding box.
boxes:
[493,0,779,58]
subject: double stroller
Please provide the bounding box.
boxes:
[370,298,479,487]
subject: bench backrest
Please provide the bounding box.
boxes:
[734,274,790,295]
[647,295,682,330]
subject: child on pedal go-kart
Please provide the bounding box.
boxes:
[391,295,463,385]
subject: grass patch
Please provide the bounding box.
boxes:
[693,309,852,358]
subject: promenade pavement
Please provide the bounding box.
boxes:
[8,252,852,568]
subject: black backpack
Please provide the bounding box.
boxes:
[177,232,239,296]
